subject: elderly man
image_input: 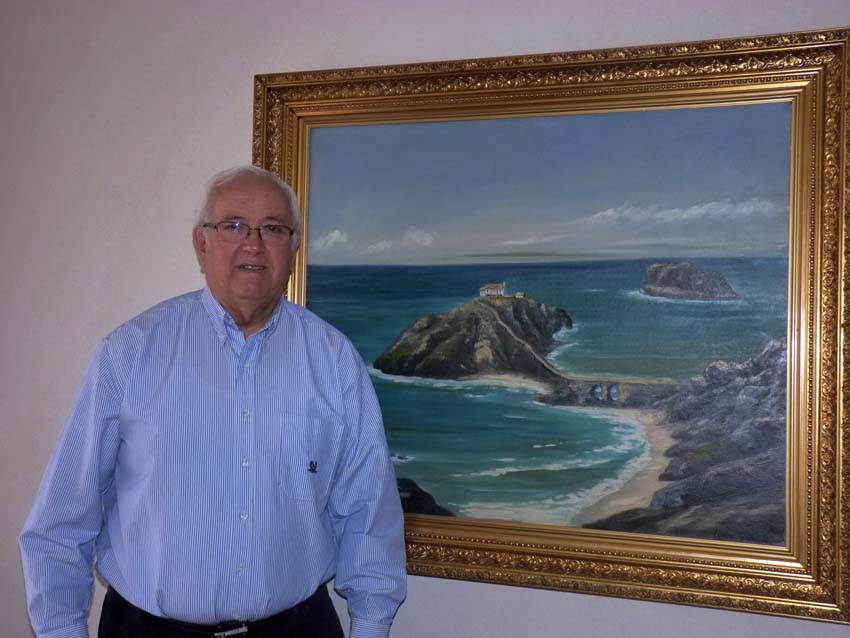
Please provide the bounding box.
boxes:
[20,166,407,638]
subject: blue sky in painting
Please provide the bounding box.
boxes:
[307,102,791,265]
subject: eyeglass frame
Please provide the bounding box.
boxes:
[199,220,296,245]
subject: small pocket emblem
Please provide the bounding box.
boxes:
[308,460,318,474]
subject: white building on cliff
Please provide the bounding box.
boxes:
[479,282,506,297]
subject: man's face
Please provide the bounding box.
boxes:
[192,175,296,323]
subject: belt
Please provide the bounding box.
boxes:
[105,586,324,637]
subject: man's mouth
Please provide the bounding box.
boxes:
[238,264,266,271]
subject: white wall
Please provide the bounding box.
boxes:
[3,2,849,637]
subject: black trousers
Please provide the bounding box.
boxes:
[98,586,344,638]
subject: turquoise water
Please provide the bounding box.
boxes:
[307,257,787,525]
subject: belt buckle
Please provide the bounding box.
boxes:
[214,626,248,637]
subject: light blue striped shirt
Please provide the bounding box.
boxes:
[20,288,407,638]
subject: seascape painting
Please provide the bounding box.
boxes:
[305,103,791,545]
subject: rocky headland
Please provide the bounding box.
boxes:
[583,337,787,545]
[641,262,738,300]
[374,295,571,383]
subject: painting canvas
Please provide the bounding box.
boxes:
[304,102,790,545]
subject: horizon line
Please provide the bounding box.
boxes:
[308,253,787,268]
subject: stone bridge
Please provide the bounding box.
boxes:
[538,375,683,408]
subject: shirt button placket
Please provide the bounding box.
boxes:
[233,342,257,604]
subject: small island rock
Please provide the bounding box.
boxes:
[641,262,738,301]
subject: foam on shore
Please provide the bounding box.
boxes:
[569,409,673,526]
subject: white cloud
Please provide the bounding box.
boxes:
[313,229,349,250]
[364,240,394,254]
[401,227,434,247]
[612,236,703,247]
[499,232,574,247]
[581,197,785,228]
[361,227,435,255]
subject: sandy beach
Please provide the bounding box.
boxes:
[464,373,551,396]
[570,408,674,526]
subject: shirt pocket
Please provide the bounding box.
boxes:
[277,413,337,503]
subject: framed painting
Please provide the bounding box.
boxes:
[253,28,850,624]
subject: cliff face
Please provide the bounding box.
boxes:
[373,296,571,381]
[641,262,738,300]
[585,337,787,545]
[397,478,455,516]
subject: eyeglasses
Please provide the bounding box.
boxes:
[200,221,295,245]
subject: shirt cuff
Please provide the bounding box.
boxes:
[350,616,392,638]
[36,622,89,638]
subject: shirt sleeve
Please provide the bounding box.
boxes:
[20,339,124,638]
[328,340,407,638]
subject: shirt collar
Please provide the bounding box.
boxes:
[200,287,286,345]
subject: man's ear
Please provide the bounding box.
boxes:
[192,226,208,273]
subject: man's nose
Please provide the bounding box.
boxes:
[241,227,265,249]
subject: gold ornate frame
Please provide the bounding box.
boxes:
[253,28,850,624]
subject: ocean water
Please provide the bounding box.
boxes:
[306,257,787,526]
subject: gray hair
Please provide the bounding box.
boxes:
[197,165,302,250]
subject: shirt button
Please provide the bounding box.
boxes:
[240,512,248,522]
[236,564,244,574]
[242,409,250,417]
[241,458,249,469]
